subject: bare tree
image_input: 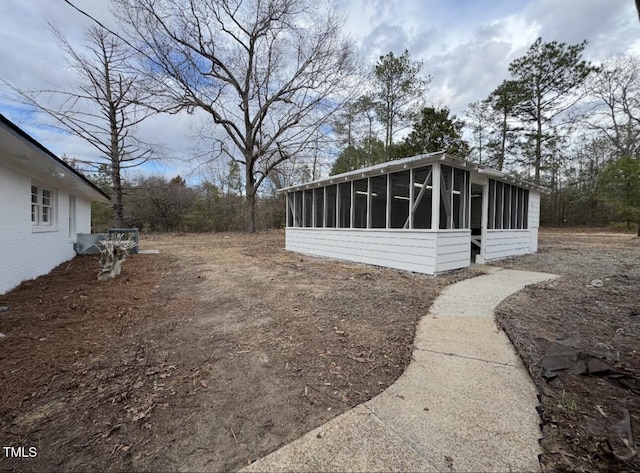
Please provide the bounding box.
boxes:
[585,54,640,159]
[127,175,198,231]
[110,0,358,232]
[3,26,157,227]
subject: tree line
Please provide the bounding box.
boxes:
[333,40,640,233]
[462,42,639,232]
[88,163,285,233]
[2,0,638,234]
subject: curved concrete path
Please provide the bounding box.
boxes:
[243,268,557,473]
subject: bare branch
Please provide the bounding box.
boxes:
[111,0,359,231]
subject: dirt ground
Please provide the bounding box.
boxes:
[2,230,638,472]
[495,229,640,472]
[0,231,479,472]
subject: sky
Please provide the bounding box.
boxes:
[0,0,637,181]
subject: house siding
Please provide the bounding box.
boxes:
[483,190,541,261]
[76,198,91,235]
[285,227,438,274]
[528,191,540,228]
[0,163,91,294]
[484,230,532,260]
[435,230,471,272]
[528,191,540,253]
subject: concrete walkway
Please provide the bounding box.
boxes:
[243,268,557,473]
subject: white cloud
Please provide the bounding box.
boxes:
[1,0,638,176]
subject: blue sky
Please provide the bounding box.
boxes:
[0,0,637,182]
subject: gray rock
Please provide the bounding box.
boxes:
[591,279,604,288]
[0,306,8,313]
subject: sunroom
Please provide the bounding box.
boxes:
[281,151,544,275]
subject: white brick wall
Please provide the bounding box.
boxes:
[76,198,92,234]
[0,163,92,294]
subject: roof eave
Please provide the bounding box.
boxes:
[278,151,446,193]
[0,114,111,201]
[278,152,548,194]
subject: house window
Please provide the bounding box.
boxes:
[488,179,528,229]
[31,184,55,227]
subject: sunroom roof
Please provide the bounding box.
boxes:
[279,151,547,193]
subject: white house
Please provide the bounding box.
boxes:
[0,114,110,294]
[281,152,545,275]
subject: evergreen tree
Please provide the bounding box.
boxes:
[507,37,596,184]
[372,50,430,156]
[400,106,470,157]
[598,156,640,235]
[464,99,492,165]
[485,80,526,171]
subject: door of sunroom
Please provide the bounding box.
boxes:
[470,183,484,263]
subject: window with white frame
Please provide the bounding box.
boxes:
[31,184,55,226]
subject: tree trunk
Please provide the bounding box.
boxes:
[385,118,391,156]
[498,109,507,171]
[106,57,125,228]
[246,192,256,233]
[534,120,542,185]
[245,164,256,233]
[111,160,125,227]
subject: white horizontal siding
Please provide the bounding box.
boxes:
[530,227,539,253]
[528,191,540,228]
[436,230,471,272]
[484,230,532,260]
[285,228,438,274]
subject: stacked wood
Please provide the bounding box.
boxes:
[95,234,138,281]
